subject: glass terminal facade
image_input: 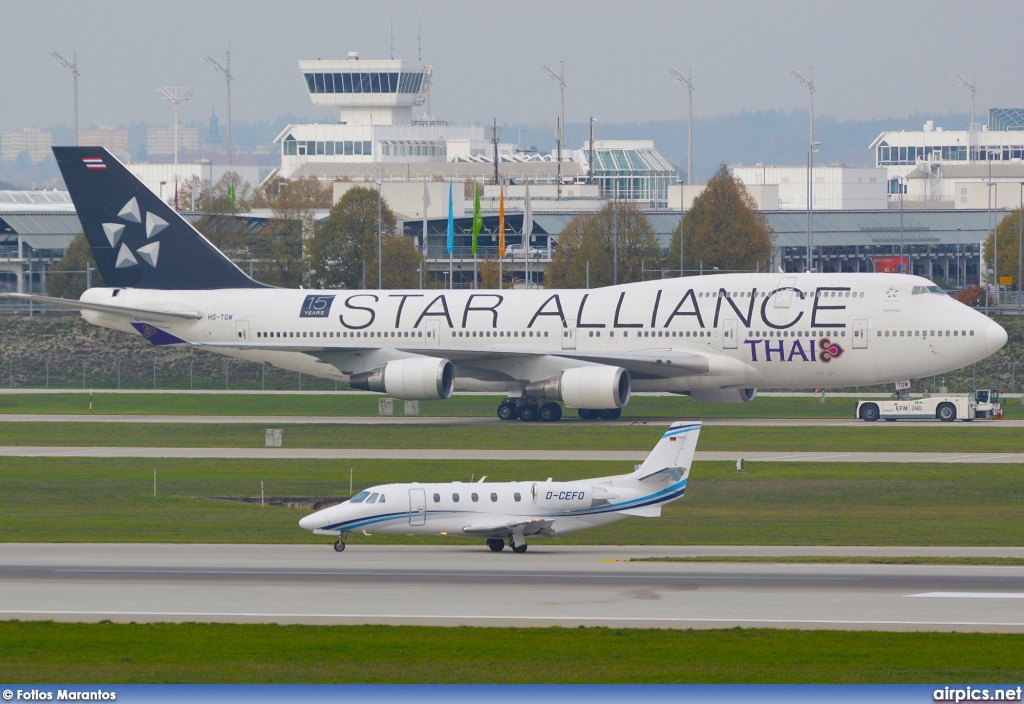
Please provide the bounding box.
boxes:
[579,144,676,208]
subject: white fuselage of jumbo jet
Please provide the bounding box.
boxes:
[78,272,1006,402]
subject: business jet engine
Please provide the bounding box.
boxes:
[524,365,631,409]
[349,358,455,400]
[689,387,757,404]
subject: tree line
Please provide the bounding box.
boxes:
[49,163,774,297]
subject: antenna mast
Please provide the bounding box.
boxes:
[952,73,977,132]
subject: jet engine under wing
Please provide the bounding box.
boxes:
[1,293,203,321]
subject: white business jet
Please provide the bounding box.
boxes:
[10,148,1006,423]
[299,420,701,552]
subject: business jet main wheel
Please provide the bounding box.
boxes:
[333,540,346,552]
[518,404,539,422]
[487,538,505,552]
[577,408,600,420]
[497,400,519,421]
[512,543,528,553]
[539,403,562,423]
[599,408,622,420]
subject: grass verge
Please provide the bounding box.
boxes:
[1,622,1022,683]
[0,421,1021,453]
[1,458,1022,545]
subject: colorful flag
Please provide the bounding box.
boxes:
[498,184,506,257]
[446,180,454,255]
[229,183,236,207]
[471,182,482,255]
[173,176,178,211]
[422,181,431,256]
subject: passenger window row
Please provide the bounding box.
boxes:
[432,492,521,503]
[878,330,973,338]
[454,330,548,338]
[257,330,424,339]
[751,330,845,338]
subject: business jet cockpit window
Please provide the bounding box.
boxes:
[349,491,370,503]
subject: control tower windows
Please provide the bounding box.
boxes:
[303,71,420,94]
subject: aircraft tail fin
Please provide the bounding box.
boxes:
[634,421,701,482]
[53,146,267,290]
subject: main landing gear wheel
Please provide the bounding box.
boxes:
[497,400,518,421]
[511,543,528,553]
[599,408,622,420]
[333,540,346,552]
[577,408,601,420]
[518,404,539,422]
[539,403,562,423]
[487,538,505,552]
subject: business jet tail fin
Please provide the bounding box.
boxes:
[634,421,701,482]
[53,146,267,291]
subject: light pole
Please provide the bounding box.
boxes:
[952,73,977,136]
[50,51,79,146]
[376,180,383,289]
[667,68,693,185]
[791,67,816,272]
[157,85,193,166]
[540,62,566,198]
[204,44,233,164]
[899,176,905,273]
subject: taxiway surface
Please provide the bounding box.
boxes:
[1,544,1021,632]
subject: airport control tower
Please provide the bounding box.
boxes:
[299,52,432,126]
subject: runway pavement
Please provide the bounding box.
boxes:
[0,445,1021,463]
[0,413,1022,427]
[1,544,1021,632]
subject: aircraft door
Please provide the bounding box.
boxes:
[408,488,427,526]
[852,318,868,349]
[235,320,250,343]
[426,320,441,347]
[723,319,738,349]
[561,326,576,350]
[775,276,798,308]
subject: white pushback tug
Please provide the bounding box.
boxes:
[299,421,701,552]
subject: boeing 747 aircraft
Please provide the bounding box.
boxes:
[299,420,702,552]
[9,147,1007,421]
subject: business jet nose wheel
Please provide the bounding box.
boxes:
[486,538,505,552]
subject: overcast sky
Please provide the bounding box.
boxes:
[2,0,1021,131]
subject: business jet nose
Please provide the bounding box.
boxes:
[299,511,323,531]
[986,319,1008,354]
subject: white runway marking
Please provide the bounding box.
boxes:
[908,592,1024,599]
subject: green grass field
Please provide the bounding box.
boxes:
[3,391,1021,419]
[2,457,1022,545]
[1,622,1022,683]
[0,420,1020,453]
